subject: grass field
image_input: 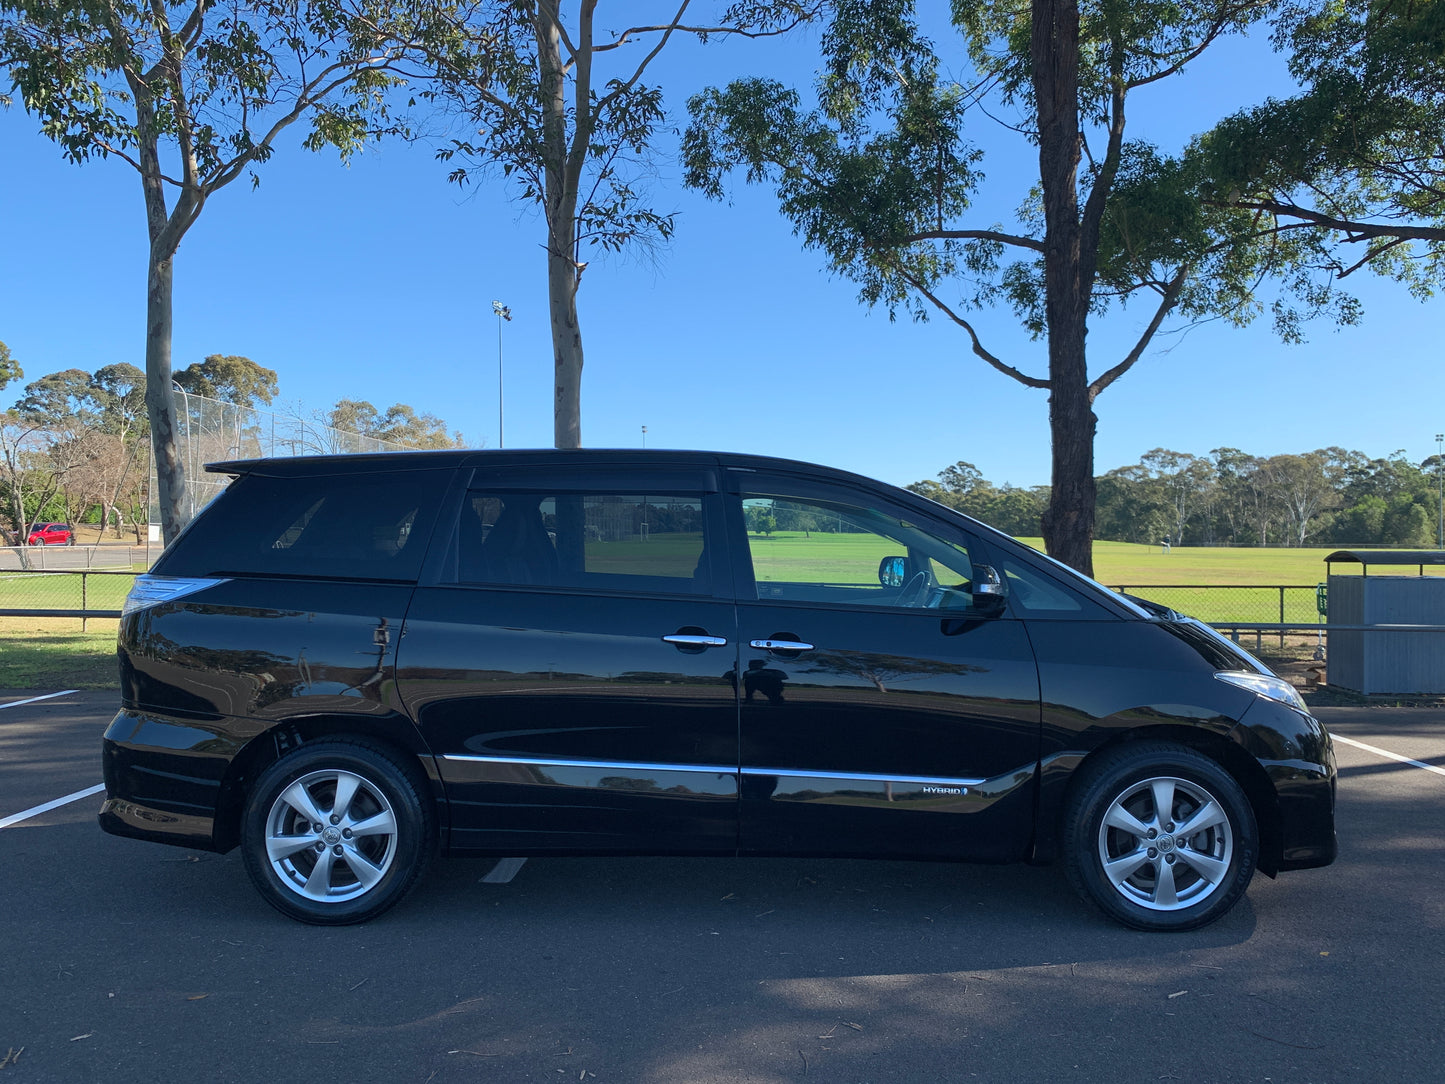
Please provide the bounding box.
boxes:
[0,569,136,611]
[1,536,1433,691]
[1025,539,1376,587]
[0,617,120,690]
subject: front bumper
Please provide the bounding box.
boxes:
[1233,697,1338,872]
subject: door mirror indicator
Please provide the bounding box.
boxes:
[973,565,1008,617]
[878,555,907,588]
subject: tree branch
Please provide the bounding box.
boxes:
[1223,199,1445,243]
[589,3,820,55]
[897,269,1051,389]
[895,228,1045,252]
[594,0,692,112]
[1126,1,1267,89]
[1087,265,1188,400]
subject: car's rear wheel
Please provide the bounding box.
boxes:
[1063,742,1257,931]
[241,741,433,925]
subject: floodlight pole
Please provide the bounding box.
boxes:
[641,425,647,449]
[1436,433,1443,549]
[492,301,511,448]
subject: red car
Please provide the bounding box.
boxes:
[26,522,75,546]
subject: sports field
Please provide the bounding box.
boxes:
[1,536,1434,689]
[1040,539,1361,587]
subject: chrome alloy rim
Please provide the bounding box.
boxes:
[263,770,399,903]
[1096,775,1233,912]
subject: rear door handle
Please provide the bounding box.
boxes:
[749,638,815,652]
[662,634,729,647]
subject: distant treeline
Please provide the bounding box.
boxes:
[909,448,1444,548]
[1,353,464,540]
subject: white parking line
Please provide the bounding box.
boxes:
[0,783,105,830]
[0,690,79,711]
[1332,733,1445,779]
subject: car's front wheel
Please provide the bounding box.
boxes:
[241,741,434,925]
[1062,742,1257,931]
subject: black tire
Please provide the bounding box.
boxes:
[241,740,434,925]
[1062,742,1257,932]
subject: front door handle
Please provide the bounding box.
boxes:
[662,634,729,647]
[749,638,815,652]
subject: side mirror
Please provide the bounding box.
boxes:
[878,555,906,588]
[972,565,1008,616]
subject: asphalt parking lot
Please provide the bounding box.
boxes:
[1,690,1441,1084]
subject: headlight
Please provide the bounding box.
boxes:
[1214,670,1308,713]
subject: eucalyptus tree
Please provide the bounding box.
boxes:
[415,1,821,449]
[327,397,463,448]
[681,0,1397,574]
[1194,0,1445,287]
[0,341,19,391]
[1,0,426,541]
[173,355,279,408]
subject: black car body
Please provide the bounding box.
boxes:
[101,450,1335,929]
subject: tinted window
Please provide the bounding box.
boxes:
[740,491,982,611]
[456,491,710,594]
[156,470,450,581]
[996,557,1086,615]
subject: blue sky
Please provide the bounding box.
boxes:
[1,15,1439,492]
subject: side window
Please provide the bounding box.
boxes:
[995,556,1089,617]
[740,491,980,611]
[154,470,449,581]
[458,491,710,594]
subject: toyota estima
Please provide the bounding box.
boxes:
[101,450,1336,930]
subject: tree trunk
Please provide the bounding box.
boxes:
[6,483,32,571]
[548,249,584,449]
[534,8,585,451]
[145,250,187,544]
[1032,0,1097,577]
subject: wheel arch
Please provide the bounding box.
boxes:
[212,714,447,853]
[1039,724,1283,877]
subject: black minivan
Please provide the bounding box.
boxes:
[101,450,1336,930]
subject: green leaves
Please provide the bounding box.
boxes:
[173,354,278,407]
[684,71,983,320]
[1,0,418,201]
[1191,0,1445,300]
[0,341,20,392]
[327,398,462,449]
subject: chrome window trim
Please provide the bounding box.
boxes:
[744,767,987,788]
[441,754,736,776]
[440,754,986,789]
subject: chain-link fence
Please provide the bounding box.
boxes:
[0,545,150,571]
[152,387,408,525]
[0,576,1334,627]
[0,569,135,628]
[1108,584,1326,625]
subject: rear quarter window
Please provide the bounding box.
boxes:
[155,469,451,581]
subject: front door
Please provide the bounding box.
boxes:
[727,474,1042,861]
[398,467,740,855]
